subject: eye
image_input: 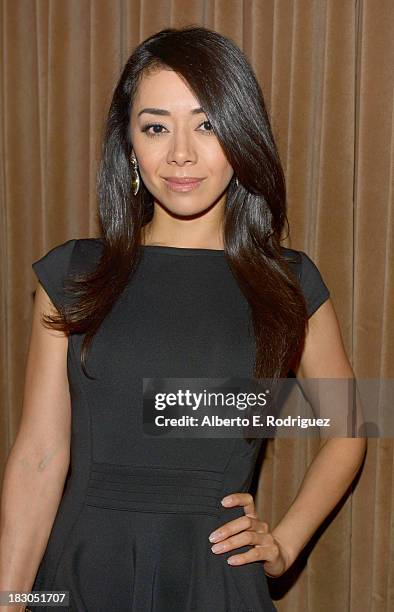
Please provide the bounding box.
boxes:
[140,120,215,138]
[141,123,167,138]
[198,120,214,133]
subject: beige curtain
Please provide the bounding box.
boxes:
[1,1,393,610]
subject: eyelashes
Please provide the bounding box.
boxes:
[141,120,215,138]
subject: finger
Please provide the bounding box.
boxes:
[227,536,277,566]
[209,515,267,543]
[210,528,267,555]
[221,492,255,515]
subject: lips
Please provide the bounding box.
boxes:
[162,177,204,193]
[163,177,204,184]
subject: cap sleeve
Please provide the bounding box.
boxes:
[32,239,77,311]
[299,250,330,317]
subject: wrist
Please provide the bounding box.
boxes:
[270,527,298,571]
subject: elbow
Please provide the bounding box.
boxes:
[358,436,368,464]
[347,437,367,477]
[320,436,368,472]
[8,437,70,479]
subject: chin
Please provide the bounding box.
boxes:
[165,205,213,218]
[153,193,214,214]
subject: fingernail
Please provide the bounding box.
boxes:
[209,530,223,542]
[221,496,232,506]
[211,543,225,553]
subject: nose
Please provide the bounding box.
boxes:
[166,127,197,166]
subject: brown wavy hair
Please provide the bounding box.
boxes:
[42,25,309,380]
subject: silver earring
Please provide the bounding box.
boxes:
[130,152,140,196]
[235,176,239,187]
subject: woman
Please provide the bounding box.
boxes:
[0,26,366,612]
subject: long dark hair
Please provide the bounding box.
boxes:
[42,25,308,380]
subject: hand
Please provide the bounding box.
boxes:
[208,492,292,578]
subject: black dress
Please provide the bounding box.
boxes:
[29,239,330,612]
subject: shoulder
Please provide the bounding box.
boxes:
[280,246,331,318]
[32,236,103,262]
[32,237,104,276]
[71,237,104,255]
[280,246,303,279]
[280,246,323,278]
[32,237,104,310]
[69,237,104,271]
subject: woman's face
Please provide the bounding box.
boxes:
[129,68,234,217]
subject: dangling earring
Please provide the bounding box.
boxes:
[130,151,140,196]
[235,176,239,187]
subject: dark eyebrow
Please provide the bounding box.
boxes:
[137,107,205,118]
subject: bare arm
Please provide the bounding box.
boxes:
[269,298,367,571]
[0,283,71,605]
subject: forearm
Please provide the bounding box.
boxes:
[0,441,69,594]
[271,437,367,568]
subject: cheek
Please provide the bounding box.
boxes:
[135,152,161,180]
[203,146,232,181]
[130,130,161,174]
[213,160,233,184]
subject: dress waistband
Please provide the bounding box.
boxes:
[85,462,224,517]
